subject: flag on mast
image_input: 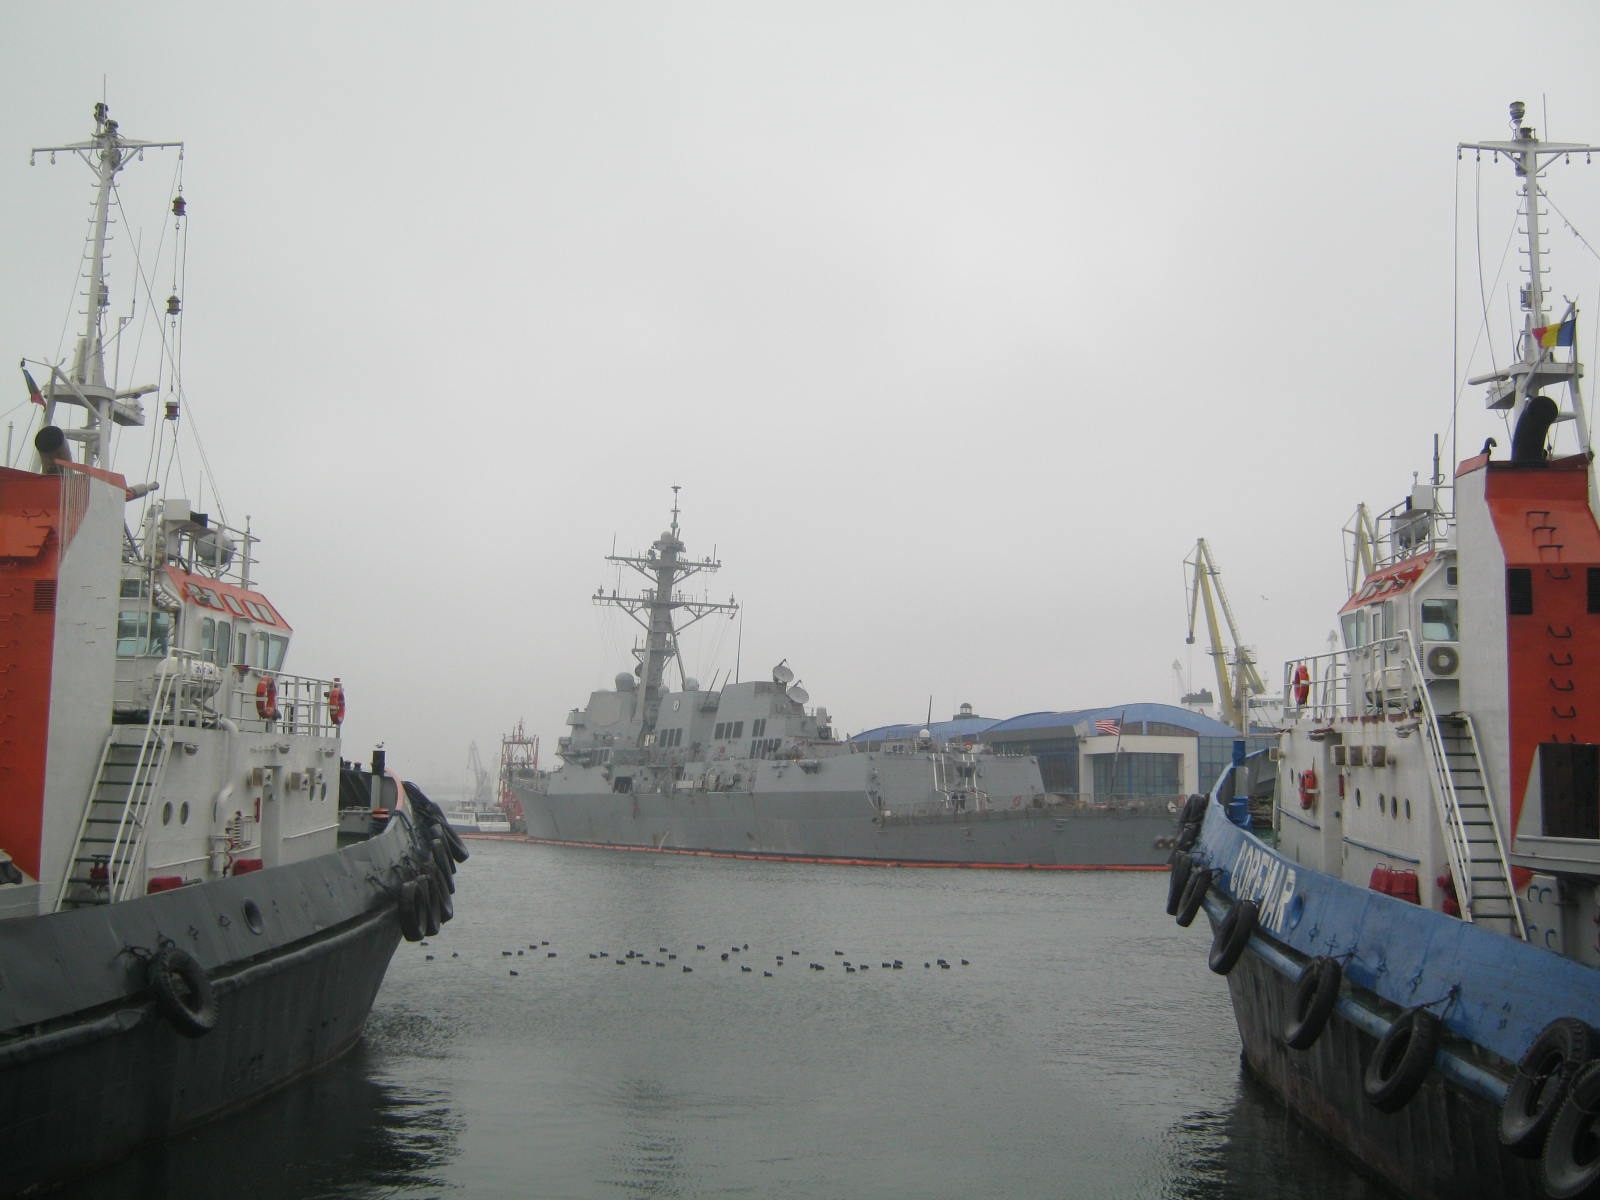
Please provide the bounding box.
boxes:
[19,363,43,407]
[1532,316,1576,349]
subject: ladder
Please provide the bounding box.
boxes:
[1418,701,1524,935]
[55,674,177,910]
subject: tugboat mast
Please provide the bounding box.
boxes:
[595,486,738,737]
[29,102,181,470]
[1461,101,1598,454]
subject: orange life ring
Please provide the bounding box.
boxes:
[1292,664,1311,707]
[1299,767,1319,810]
[255,675,279,721]
[328,679,346,726]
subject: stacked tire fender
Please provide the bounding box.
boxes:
[397,787,468,942]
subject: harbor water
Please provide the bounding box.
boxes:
[62,840,1386,1199]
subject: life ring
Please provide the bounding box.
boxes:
[1166,852,1194,917]
[1542,1059,1600,1197]
[1208,898,1258,975]
[1292,663,1311,707]
[1284,956,1343,1050]
[149,945,217,1038]
[398,878,429,941]
[1363,1007,1440,1112]
[1175,867,1214,928]
[1299,768,1320,811]
[255,675,279,721]
[1500,1018,1597,1157]
[328,680,346,726]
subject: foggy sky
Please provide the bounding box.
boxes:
[4,2,1599,799]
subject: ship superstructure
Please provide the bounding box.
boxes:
[1172,102,1600,1200]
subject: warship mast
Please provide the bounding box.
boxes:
[596,487,738,739]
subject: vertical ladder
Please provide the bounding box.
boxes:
[55,677,177,911]
[1425,711,1523,935]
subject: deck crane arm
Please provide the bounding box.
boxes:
[1183,538,1267,730]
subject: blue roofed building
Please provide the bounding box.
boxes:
[852,701,1276,805]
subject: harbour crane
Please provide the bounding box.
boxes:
[466,742,493,808]
[1183,538,1268,731]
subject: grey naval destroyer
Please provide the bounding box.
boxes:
[515,496,1179,868]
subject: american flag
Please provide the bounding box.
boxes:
[1094,718,1121,736]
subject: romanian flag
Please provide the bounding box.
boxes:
[19,364,43,407]
[1533,317,1576,349]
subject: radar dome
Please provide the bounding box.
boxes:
[683,677,700,692]
[615,673,637,691]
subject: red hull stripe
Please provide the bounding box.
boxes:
[521,836,1165,870]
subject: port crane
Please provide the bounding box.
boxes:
[1183,538,1268,731]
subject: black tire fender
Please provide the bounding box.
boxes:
[1175,867,1213,928]
[1363,1007,1440,1113]
[1501,1017,1597,1158]
[1166,852,1194,917]
[1208,899,1258,975]
[398,878,428,942]
[439,821,470,864]
[1284,956,1342,1050]
[432,867,455,924]
[1541,1058,1600,1198]
[430,836,456,891]
[418,872,441,938]
[149,945,217,1038]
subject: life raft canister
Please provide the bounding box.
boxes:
[255,675,279,721]
[1292,663,1311,707]
[1299,767,1320,810]
[328,677,346,726]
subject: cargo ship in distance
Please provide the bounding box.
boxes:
[514,493,1184,868]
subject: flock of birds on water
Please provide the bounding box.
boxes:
[415,939,973,979]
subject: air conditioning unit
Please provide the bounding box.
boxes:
[1332,745,1347,766]
[1422,641,1462,680]
[1370,745,1389,767]
[1347,745,1367,767]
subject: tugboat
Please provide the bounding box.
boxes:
[0,104,465,1194]
[1172,102,1600,1199]
[514,490,1178,867]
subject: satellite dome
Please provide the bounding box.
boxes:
[615,673,636,691]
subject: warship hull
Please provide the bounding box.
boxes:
[520,763,1177,868]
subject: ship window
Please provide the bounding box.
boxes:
[714,722,725,739]
[1341,611,1366,649]
[1589,569,1600,614]
[246,601,275,624]
[1378,793,1386,814]
[1354,788,1362,807]
[752,718,767,737]
[162,801,173,826]
[216,620,232,666]
[1446,567,1458,586]
[1421,599,1458,641]
[1508,568,1534,615]
[119,578,148,599]
[180,801,190,824]
[201,617,215,659]
[731,721,744,738]
[256,633,288,671]
[117,610,173,656]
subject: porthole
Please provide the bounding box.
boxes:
[161,801,173,826]
[179,801,190,825]
[1378,793,1386,814]
[1405,799,1412,819]
[242,899,264,934]
[1354,788,1362,808]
